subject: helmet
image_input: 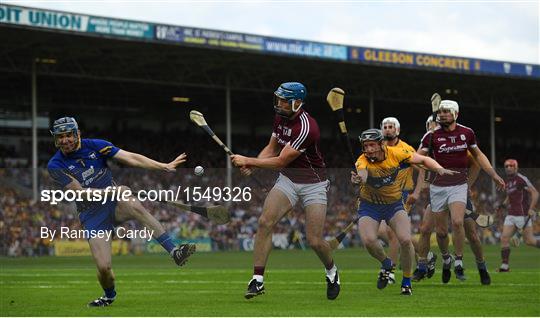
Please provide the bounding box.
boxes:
[359,128,384,144]
[50,117,79,148]
[274,82,307,116]
[439,100,459,120]
[425,115,437,132]
[359,129,384,163]
[380,117,400,139]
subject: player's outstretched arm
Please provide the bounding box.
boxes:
[410,153,457,176]
[467,154,481,187]
[468,147,505,190]
[113,150,187,172]
[231,144,300,170]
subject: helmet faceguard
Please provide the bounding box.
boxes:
[425,115,438,132]
[380,117,400,141]
[273,82,307,118]
[438,100,459,126]
[359,129,385,163]
[50,117,80,152]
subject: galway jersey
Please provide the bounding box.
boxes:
[420,124,477,186]
[272,109,327,183]
[505,173,533,216]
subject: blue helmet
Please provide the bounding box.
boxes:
[50,117,79,147]
[274,82,307,116]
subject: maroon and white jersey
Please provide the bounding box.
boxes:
[505,173,533,216]
[272,109,327,184]
[420,124,477,186]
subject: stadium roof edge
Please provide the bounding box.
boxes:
[0,3,538,79]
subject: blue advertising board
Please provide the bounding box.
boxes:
[155,25,347,61]
[1,4,537,78]
[348,47,539,78]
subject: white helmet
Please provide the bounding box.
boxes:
[425,115,439,132]
[380,117,400,136]
[439,100,459,120]
[425,115,434,132]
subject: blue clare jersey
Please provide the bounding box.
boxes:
[47,139,120,213]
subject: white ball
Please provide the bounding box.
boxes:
[194,166,204,176]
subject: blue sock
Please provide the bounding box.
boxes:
[418,261,427,272]
[104,286,116,299]
[477,261,487,270]
[381,257,393,270]
[156,233,175,254]
[402,277,411,287]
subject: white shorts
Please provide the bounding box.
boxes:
[273,173,329,208]
[504,215,532,228]
[429,183,468,213]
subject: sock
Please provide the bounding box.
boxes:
[253,265,265,282]
[476,261,487,271]
[442,253,452,265]
[501,247,510,264]
[325,260,335,270]
[455,255,463,267]
[402,273,411,287]
[156,233,175,254]
[536,240,540,248]
[417,259,427,272]
[325,264,337,281]
[104,286,116,299]
[381,257,393,270]
[427,250,434,262]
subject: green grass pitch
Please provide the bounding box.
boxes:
[1,245,539,316]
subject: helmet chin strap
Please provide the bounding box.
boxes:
[364,145,386,163]
[291,100,303,112]
[274,100,302,118]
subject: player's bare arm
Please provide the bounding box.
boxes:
[351,169,367,185]
[113,150,187,172]
[240,136,281,176]
[468,155,481,187]
[258,136,281,159]
[231,143,301,170]
[468,146,505,190]
[525,185,539,216]
[409,152,457,176]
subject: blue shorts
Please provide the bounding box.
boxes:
[358,200,405,223]
[79,200,118,233]
[427,193,474,219]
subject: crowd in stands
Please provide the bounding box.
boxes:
[1,129,539,256]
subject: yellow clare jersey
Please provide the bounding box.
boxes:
[355,145,413,204]
[387,139,416,192]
